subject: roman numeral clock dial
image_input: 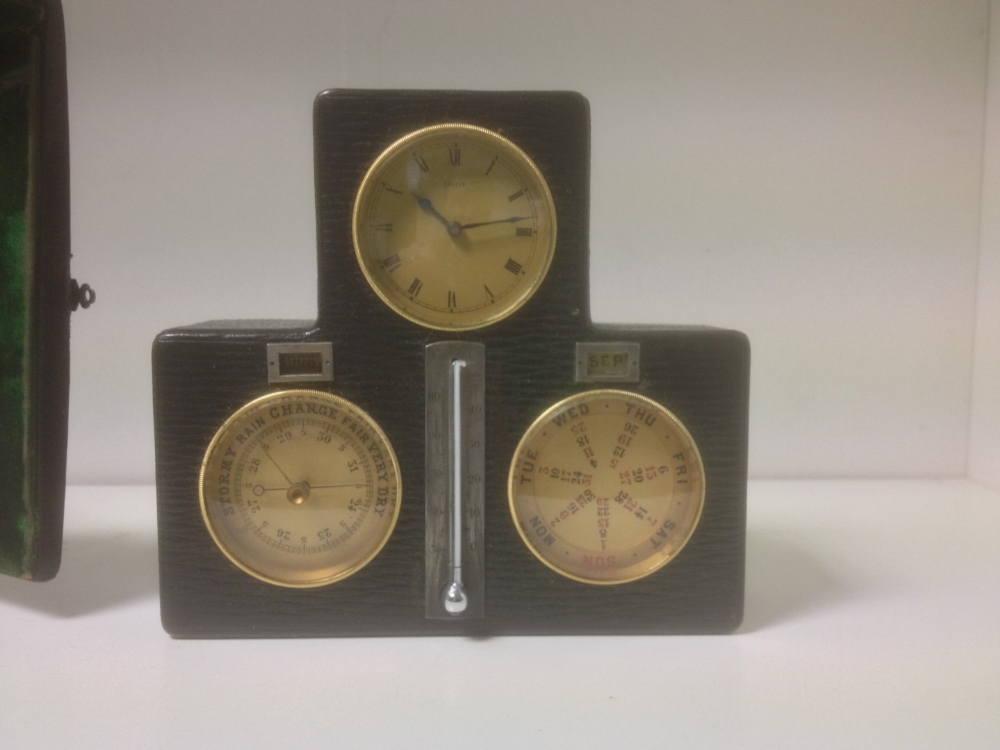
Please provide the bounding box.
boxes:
[352,124,557,330]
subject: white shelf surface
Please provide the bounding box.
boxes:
[2,480,998,747]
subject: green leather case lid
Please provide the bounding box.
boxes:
[0,0,72,580]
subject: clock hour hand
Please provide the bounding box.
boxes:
[414,194,462,237]
[459,216,531,230]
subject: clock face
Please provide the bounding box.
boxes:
[352,124,557,331]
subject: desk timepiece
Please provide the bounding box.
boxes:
[352,122,557,331]
[153,90,750,636]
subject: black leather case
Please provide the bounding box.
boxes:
[153,90,750,636]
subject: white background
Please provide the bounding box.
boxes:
[61,0,999,485]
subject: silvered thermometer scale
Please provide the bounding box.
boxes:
[424,342,486,619]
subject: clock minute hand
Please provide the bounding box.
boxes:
[414,194,462,237]
[459,216,531,230]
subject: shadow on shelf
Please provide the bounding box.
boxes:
[739,529,849,633]
[0,529,158,617]
[0,504,858,629]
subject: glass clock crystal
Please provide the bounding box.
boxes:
[199,390,401,588]
[352,123,557,331]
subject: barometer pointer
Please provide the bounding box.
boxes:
[252,482,366,494]
[260,443,294,486]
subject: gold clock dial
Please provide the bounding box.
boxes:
[509,390,705,584]
[352,123,557,330]
[199,390,401,588]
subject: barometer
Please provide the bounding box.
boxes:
[199,390,401,587]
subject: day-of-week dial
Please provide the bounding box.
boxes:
[508,390,705,585]
[200,390,401,588]
[353,123,557,331]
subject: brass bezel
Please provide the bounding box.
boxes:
[199,389,402,588]
[351,123,558,331]
[507,389,706,585]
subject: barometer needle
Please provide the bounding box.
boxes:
[253,482,366,494]
[260,445,294,485]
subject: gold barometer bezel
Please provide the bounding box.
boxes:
[199,389,402,588]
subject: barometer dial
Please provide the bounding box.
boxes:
[509,390,705,584]
[199,390,401,588]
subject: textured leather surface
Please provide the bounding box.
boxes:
[153,90,750,637]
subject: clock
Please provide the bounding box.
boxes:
[152,90,750,637]
[352,123,557,331]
